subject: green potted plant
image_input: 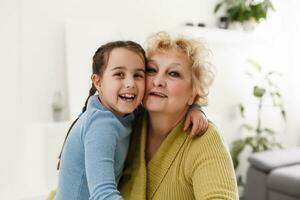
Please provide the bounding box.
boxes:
[51,91,64,122]
[214,0,275,30]
[231,60,286,172]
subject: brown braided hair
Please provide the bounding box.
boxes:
[57,41,146,170]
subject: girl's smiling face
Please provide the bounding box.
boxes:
[143,49,196,115]
[93,48,145,117]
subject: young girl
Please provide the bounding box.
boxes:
[55,41,207,200]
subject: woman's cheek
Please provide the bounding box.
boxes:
[169,81,190,95]
[145,76,154,90]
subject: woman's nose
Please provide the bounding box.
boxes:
[153,74,166,87]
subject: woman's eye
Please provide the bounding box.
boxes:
[169,71,180,77]
[146,67,157,74]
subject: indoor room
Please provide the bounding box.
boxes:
[1,0,299,199]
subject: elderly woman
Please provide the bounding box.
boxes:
[119,32,238,199]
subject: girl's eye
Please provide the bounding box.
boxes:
[169,71,180,77]
[134,73,145,79]
[146,67,157,74]
[114,72,125,78]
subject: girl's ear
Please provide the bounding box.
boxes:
[91,74,102,91]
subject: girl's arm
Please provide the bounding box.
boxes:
[84,113,123,200]
[134,103,208,138]
[184,105,208,138]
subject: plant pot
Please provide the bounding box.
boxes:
[52,110,63,122]
[228,21,243,30]
[243,18,258,31]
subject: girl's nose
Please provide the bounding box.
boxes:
[125,77,135,89]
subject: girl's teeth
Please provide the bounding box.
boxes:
[121,94,135,98]
[119,94,135,102]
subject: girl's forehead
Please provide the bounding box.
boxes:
[107,48,144,64]
[103,48,145,72]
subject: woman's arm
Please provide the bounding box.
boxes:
[84,112,123,200]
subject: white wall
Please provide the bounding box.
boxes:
[1,0,300,199]
[19,0,219,124]
[0,0,22,198]
[20,0,67,123]
[277,1,300,146]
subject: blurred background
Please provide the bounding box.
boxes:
[1,0,299,199]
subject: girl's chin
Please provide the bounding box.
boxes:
[114,105,136,116]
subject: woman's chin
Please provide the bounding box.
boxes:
[144,103,165,113]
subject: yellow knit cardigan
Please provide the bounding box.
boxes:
[119,113,239,200]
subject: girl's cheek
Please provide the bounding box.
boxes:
[137,80,146,94]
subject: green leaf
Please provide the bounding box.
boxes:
[218,0,275,23]
[267,71,282,77]
[238,104,245,118]
[273,142,283,149]
[245,72,255,79]
[257,137,271,151]
[281,109,287,121]
[253,86,266,97]
[245,136,256,150]
[214,2,223,13]
[227,6,242,22]
[231,139,248,169]
[265,0,275,11]
[239,124,255,132]
[262,128,275,135]
[271,92,281,97]
[263,142,271,151]
[248,60,262,72]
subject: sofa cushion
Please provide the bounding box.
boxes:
[248,148,300,172]
[269,190,300,200]
[268,164,300,197]
[244,167,269,200]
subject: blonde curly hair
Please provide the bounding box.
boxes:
[146,32,215,106]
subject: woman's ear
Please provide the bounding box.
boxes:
[91,74,102,91]
[187,91,197,106]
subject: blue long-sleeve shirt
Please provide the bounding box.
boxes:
[55,95,137,200]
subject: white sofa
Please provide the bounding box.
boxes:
[244,147,300,200]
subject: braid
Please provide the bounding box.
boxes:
[57,40,146,170]
[82,85,97,112]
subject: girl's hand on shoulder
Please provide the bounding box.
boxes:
[183,109,208,139]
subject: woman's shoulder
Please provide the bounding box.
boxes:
[184,121,234,175]
[187,121,230,157]
[192,121,224,145]
[184,122,238,199]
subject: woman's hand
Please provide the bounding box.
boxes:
[183,109,208,138]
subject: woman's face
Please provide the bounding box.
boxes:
[143,49,196,115]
